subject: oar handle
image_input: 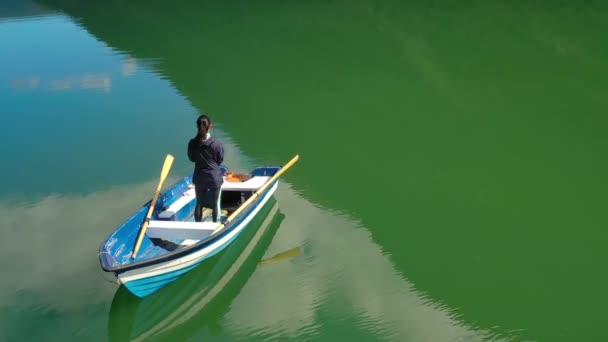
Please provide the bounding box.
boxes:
[213,154,299,233]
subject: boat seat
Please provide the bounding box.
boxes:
[158,187,196,220]
[146,220,220,240]
[221,176,270,191]
[180,239,199,246]
[157,176,269,221]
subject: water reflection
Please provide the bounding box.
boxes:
[106,183,512,341]
[31,2,608,339]
[0,12,200,199]
[0,177,171,341]
[49,73,111,93]
[5,0,592,340]
[1,14,139,95]
[0,106,514,341]
[9,73,112,93]
[10,76,41,90]
[259,247,301,266]
[121,57,137,76]
[108,199,285,342]
[0,132,277,341]
[9,59,137,93]
[222,183,512,341]
[0,0,54,22]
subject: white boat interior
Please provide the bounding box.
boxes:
[147,175,270,247]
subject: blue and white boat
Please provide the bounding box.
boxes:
[107,199,285,341]
[99,155,299,298]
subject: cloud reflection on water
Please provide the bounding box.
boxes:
[0,170,511,341]
[223,182,510,342]
[0,126,513,341]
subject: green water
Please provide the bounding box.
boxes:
[1,0,607,341]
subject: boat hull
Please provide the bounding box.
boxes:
[116,181,279,298]
[107,199,284,341]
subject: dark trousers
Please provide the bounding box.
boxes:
[194,185,222,222]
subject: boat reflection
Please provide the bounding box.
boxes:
[107,198,286,341]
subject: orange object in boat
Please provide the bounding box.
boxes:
[225,170,251,182]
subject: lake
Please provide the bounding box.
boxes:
[1,1,607,341]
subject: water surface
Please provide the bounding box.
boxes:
[1,1,607,341]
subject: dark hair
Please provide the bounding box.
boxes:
[196,114,211,138]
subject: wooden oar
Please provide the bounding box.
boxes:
[131,154,175,259]
[212,154,300,234]
[259,247,302,266]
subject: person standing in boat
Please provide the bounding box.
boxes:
[187,114,224,223]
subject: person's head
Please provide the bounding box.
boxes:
[196,114,212,138]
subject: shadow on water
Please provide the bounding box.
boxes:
[107,198,287,341]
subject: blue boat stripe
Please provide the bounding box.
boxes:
[116,181,279,297]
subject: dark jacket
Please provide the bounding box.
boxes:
[187,135,224,188]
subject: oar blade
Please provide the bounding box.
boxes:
[212,154,300,234]
[159,154,174,182]
[260,247,302,266]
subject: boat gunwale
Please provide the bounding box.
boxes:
[98,173,278,274]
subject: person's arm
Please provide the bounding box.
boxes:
[217,141,224,165]
[187,139,196,162]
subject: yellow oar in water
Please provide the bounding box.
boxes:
[131,154,174,259]
[260,247,302,266]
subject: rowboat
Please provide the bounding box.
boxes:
[98,154,299,298]
[108,198,285,341]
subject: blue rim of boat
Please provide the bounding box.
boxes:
[98,166,280,274]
